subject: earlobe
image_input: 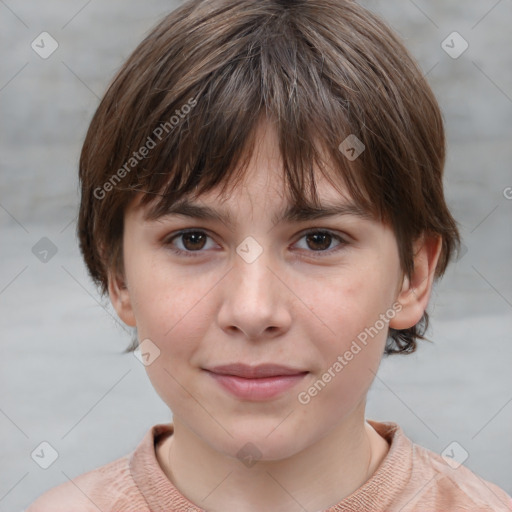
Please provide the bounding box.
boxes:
[389,234,442,330]
[108,271,137,327]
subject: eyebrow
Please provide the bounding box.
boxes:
[152,198,373,227]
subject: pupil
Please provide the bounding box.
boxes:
[184,233,205,250]
[308,233,330,251]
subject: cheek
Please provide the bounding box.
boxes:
[304,264,392,347]
[127,252,222,368]
[296,267,392,400]
[129,262,220,411]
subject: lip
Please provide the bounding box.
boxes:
[204,363,309,401]
[207,363,308,378]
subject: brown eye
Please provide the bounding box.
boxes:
[165,230,216,257]
[305,232,332,251]
[164,228,347,259]
[180,232,207,251]
[294,230,347,257]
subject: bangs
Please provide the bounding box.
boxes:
[139,111,379,225]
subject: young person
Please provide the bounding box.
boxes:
[28,0,512,510]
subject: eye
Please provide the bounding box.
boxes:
[293,229,347,257]
[164,229,217,257]
[164,229,347,258]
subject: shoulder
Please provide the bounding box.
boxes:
[371,421,512,511]
[25,479,96,512]
[24,482,98,512]
[26,455,135,512]
[410,442,512,511]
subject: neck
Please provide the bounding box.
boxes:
[157,405,389,512]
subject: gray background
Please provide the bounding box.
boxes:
[1,0,511,510]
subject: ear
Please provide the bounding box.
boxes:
[108,270,137,327]
[389,234,442,330]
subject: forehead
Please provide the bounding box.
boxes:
[189,158,355,209]
[134,170,374,231]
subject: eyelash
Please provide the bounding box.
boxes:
[163,229,348,259]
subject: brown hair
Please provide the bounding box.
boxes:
[77,0,461,355]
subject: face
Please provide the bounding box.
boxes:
[110,121,434,461]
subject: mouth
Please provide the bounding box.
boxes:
[203,363,309,401]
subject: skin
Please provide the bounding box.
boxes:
[109,119,442,512]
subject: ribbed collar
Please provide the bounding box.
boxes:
[129,419,412,511]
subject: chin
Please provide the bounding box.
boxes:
[223,437,305,464]
[208,418,312,463]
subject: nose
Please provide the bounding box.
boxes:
[216,245,292,341]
